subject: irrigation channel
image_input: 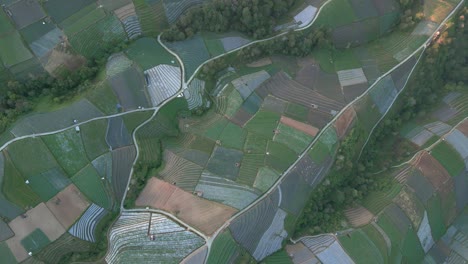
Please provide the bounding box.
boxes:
[0,0,464,262]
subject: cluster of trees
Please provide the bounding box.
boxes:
[295,4,467,236]
[162,0,298,41]
[0,40,128,134]
[295,124,393,234]
[398,0,425,31]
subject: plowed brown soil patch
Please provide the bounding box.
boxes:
[413,151,452,195]
[6,203,65,262]
[344,205,374,227]
[280,116,319,137]
[136,178,237,235]
[457,119,468,136]
[334,107,356,138]
[46,184,90,229]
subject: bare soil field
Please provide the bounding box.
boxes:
[136,178,237,235]
[247,57,272,67]
[285,242,318,264]
[280,116,319,137]
[6,203,65,262]
[344,205,374,227]
[343,83,369,102]
[457,119,468,137]
[43,46,86,75]
[334,107,356,138]
[393,187,423,228]
[413,151,452,195]
[46,184,90,229]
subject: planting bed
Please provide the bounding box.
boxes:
[111,145,136,202]
[106,117,132,150]
[46,184,89,230]
[109,66,150,110]
[344,206,374,228]
[145,64,181,106]
[136,178,237,235]
[69,203,107,242]
[339,229,384,264]
[71,165,112,210]
[206,231,241,264]
[166,35,210,80]
[158,150,203,191]
[106,212,204,263]
[195,171,260,210]
[206,146,243,181]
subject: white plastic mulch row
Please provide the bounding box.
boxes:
[301,235,335,253]
[184,78,205,110]
[410,129,434,146]
[417,211,435,253]
[69,203,107,242]
[145,64,181,106]
[106,212,204,263]
[315,241,355,264]
[337,68,368,87]
[122,15,142,40]
[294,5,318,28]
[252,209,288,260]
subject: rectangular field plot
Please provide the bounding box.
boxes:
[245,111,280,138]
[136,178,237,235]
[42,129,89,176]
[221,36,251,52]
[266,141,297,172]
[206,146,243,181]
[29,28,63,58]
[145,65,182,106]
[313,0,357,28]
[20,228,50,254]
[253,167,280,193]
[6,203,65,262]
[71,165,112,210]
[158,150,203,191]
[10,99,104,137]
[44,0,95,23]
[218,122,247,150]
[206,231,242,264]
[338,68,368,87]
[229,188,281,260]
[106,116,132,150]
[445,129,468,159]
[0,242,16,263]
[431,141,465,177]
[195,172,260,210]
[111,145,136,202]
[353,94,382,132]
[0,9,14,35]
[81,119,109,161]
[274,123,314,153]
[27,167,71,201]
[106,212,205,263]
[126,37,177,70]
[33,233,94,264]
[69,15,127,58]
[2,154,41,209]
[279,155,331,216]
[244,132,269,154]
[339,229,384,264]
[165,35,210,80]
[237,153,265,186]
[68,203,107,242]
[60,4,106,36]
[231,70,270,100]
[133,0,168,37]
[0,32,33,66]
[6,0,45,29]
[7,137,59,178]
[109,66,150,110]
[369,75,398,114]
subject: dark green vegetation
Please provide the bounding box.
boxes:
[124,99,189,207]
[430,141,465,176]
[296,4,468,236]
[163,0,299,41]
[360,6,467,171]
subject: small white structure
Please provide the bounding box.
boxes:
[75,126,80,133]
[25,180,30,184]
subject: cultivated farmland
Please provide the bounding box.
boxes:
[136,178,237,235]
[106,212,205,263]
[69,203,107,242]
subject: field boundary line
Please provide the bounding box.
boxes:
[205,0,465,257]
[176,0,333,85]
